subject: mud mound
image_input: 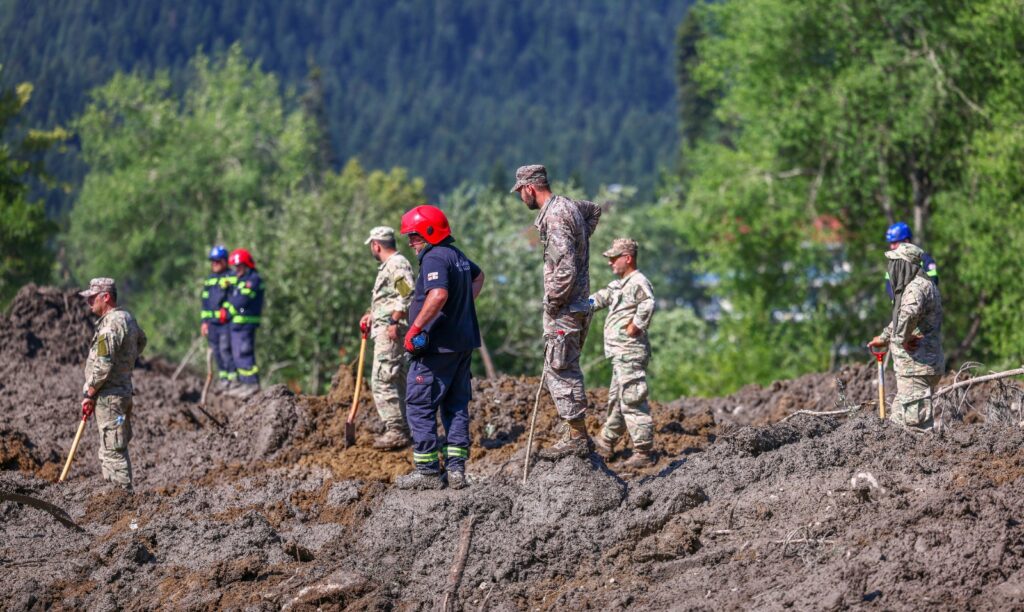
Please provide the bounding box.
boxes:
[0,284,93,365]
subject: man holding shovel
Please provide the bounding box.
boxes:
[868,243,944,432]
[79,278,147,491]
[359,226,415,450]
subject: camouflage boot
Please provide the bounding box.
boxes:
[621,449,657,470]
[537,418,591,461]
[372,427,411,451]
[592,433,617,458]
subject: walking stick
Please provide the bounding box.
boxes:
[58,413,90,482]
[344,326,370,448]
[522,372,546,485]
[870,346,888,420]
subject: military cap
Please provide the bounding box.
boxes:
[602,238,638,258]
[79,277,116,298]
[510,164,549,193]
[884,242,924,265]
[364,226,396,244]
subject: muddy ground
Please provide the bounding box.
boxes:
[2,285,1023,610]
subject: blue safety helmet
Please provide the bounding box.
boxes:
[885,222,912,243]
[208,245,229,261]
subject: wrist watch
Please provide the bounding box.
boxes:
[389,316,402,326]
[82,389,95,400]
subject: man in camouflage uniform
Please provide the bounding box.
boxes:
[589,238,657,469]
[868,242,944,432]
[512,164,601,459]
[79,278,147,491]
[359,226,415,450]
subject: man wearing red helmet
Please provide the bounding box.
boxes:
[512,164,601,460]
[396,205,485,490]
[222,248,264,399]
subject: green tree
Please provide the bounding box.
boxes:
[673,0,1024,386]
[0,73,67,303]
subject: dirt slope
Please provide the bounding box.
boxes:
[2,285,1023,610]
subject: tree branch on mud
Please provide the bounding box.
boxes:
[935,366,1024,398]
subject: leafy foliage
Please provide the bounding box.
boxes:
[0,71,67,303]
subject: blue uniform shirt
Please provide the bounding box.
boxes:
[201,271,236,323]
[409,240,482,354]
[227,269,264,324]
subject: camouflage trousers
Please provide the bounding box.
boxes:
[371,334,409,432]
[890,374,941,431]
[600,355,654,451]
[94,395,133,488]
[542,310,592,421]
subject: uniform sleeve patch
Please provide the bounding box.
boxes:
[97,335,108,357]
[427,272,439,281]
[395,277,412,297]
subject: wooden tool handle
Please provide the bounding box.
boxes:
[58,417,88,483]
[347,337,368,424]
[877,362,886,420]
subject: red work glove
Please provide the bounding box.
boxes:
[81,398,96,419]
[404,325,422,353]
[360,320,369,334]
[218,308,228,324]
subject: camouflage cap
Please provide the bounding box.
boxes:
[602,238,638,258]
[884,242,924,265]
[79,277,116,298]
[364,226,396,244]
[510,164,548,193]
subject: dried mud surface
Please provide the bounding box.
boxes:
[2,285,1023,610]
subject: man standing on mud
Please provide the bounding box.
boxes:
[511,164,601,460]
[396,205,484,490]
[868,242,944,432]
[589,238,657,469]
[359,226,415,450]
[80,278,147,492]
[223,248,263,399]
[200,245,237,391]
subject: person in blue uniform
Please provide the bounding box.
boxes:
[222,248,264,399]
[395,205,485,490]
[200,245,237,391]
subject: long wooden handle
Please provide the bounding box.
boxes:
[200,348,214,406]
[522,372,545,485]
[877,362,886,420]
[58,417,88,482]
[347,337,368,423]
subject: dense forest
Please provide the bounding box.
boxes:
[2,0,1023,400]
[0,0,686,206]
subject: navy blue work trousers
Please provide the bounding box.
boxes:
[206,323,236,380]
[230,323,260,385]
[405,350,473,473]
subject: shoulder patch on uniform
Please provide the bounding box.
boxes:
[97,335,108,357]
[427,272,439,281]
[395,277,412,297]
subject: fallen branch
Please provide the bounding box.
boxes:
[935,366,1024,398]
[171,336,204,381]
[439,514,476,612]
[780,407,858,422]
[0,491,83,532]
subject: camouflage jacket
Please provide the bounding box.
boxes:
[84,308,147,397]
[534,195,601,317]
[590,270,655,359]
[369,252,414,338]
[880,276,944,376]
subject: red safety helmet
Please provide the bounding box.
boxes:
[400,204,451,245]
[229,248,256,270]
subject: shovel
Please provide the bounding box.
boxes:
[58,412,90,482]
[344,326,370,448]
[200,347,214,407]
[870,345,888,419]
